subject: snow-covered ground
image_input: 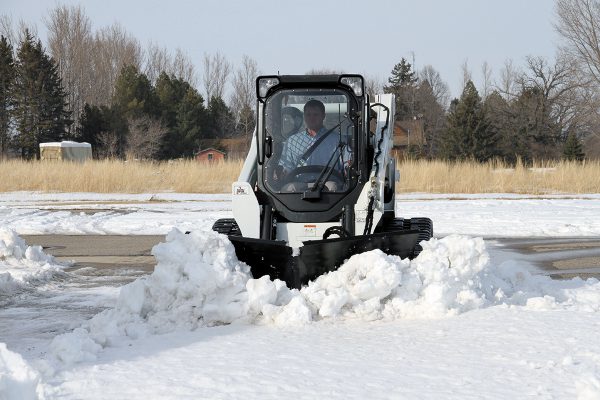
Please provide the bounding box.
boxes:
[1,192,600,237]
[1,192,600,399]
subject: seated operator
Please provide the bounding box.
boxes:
[276,99,351,192]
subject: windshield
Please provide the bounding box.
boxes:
[263,88,356,194]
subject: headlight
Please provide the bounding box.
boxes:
[340,76,364,97]
[257,77,280,98]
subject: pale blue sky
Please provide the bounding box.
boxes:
[2,0,559,99]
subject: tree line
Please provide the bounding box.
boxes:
[383,0,600,163]
[0,6,257,160]
[1,1,599,162]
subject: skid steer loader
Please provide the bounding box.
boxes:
[212,74,432,289]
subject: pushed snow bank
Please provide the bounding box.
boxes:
[51,230,251,365]
[0,343,42,400]
[0,228,65,296]
[51,229,600,366]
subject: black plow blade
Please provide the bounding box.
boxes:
[229,230,420,289]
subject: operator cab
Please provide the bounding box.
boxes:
[256,75,371,223]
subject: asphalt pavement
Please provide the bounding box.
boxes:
[21,234,600,281]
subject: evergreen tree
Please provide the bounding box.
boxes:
[154,72,207,158]
[440,81,497,161]
[511,87,561,161]
[0,35,14,159]
[562,131,585,161]
[13,30,70,159]
[385,58,417,88]
[77,103,109,153]
[111,65,159,156]
[206,96,234,139]
[175,88,206,157]
[483,91,516,162]
[384,58,418,120]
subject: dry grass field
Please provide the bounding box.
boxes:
[396,159,600,194]
[0,159,243,193]
[0,158,599,194]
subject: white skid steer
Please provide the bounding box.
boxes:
[213,74,432,288]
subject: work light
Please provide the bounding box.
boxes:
[257,77,280,98]
[340,76,364,97]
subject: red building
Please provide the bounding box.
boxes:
[195,148,226,162]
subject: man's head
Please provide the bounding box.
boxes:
[304,99,326,133]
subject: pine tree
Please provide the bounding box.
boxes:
[385,58,417,88]
[384,58,418,120]
[175,88,206,157]
[77,103,109,152]
[562,131,585,161]
[0,35,14,159]
[155,72,206,158]
[206,96,234,139]
[13,30,70,159]
[440,81,497,161]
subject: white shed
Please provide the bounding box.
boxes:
[39,141,92,162]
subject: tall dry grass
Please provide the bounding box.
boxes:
[0,159,243,193]
[396,159,600,194]
[0,158,599,194]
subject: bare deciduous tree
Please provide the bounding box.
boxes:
[524,55,600,139]
[0,15,37,48]
[364,74,383,98]
[497,58,520,100]
[172,48,197,87]
[144,44,197,86]
[0,15,15,47]
[305,68,345,75]
[45,4,93,134]
[126,116,167,160]
[202,51,230,101]
[460,59,472,91]
[144,42,170,84]
[97,131,119,159]
[419,65,450,109]
[230,55,258,136]
[555,0,600,84]
[481,61,493,99]
[89,23,142,107]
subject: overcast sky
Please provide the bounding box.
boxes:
[2,0,560,99]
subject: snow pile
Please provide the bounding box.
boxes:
[50,229,600,366]
[51,229,251,365]
[0,228,65,296]
[0,343,42,400]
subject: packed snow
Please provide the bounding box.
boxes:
[1,193,600,399]
[0,228,66,298]
[0,344,41,400]
[1,192,600,237]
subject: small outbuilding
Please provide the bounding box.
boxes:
[39,141,92,162]
[195,148,226,162]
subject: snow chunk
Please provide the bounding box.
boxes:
[50,328,102,365]
[0,228,65,296]
[0,343,42,400]
[302,250,404,319]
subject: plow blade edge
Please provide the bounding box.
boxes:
[229,230,420,289]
